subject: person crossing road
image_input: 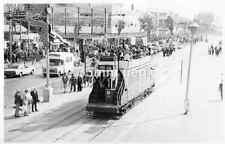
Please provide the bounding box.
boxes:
[69,74,77,92]
[62,73,69,93]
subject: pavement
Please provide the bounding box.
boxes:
[91,41,225,142]
[4,86,92,137]
[4,85,92,119]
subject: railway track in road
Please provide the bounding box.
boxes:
[6,47,189,142]
[52,112,117,142]
[6,98,86,142]
[52,50,187,142]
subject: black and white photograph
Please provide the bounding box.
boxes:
[1,0,225,143]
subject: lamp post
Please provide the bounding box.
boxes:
[184,22,199,115]
[42,6,53,103]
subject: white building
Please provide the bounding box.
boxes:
[110,3,143,34]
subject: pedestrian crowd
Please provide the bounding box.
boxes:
[14,88,39,117]
[208,41,222,56]
[61,72,92,93]
[4,40,45,64]
[86,35,189,62]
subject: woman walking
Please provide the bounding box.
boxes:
[23,89,32,116]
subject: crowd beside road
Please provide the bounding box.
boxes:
[4,40,45,64]
[208,41,222,56]
[14,88,39,117]
[61,72,92,93]
[86,36,189,62]
[13,72,93,118]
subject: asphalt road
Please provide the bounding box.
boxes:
[5,36,224,142]
[4,47,179,142]
[4,59,88,109]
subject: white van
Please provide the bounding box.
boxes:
[43,52,77,76]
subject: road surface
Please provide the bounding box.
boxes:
[5,37,224,142]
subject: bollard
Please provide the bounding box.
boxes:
[42,86,53,103]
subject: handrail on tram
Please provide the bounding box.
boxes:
[116,75,125,105]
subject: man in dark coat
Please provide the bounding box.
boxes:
[77,74,83,91]
[14,90,23,117]
[69,74,77,92]
[30,88,39,112]
[219,79,223,101]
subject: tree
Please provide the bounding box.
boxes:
[194,12,215,34]
[139,14,154,41]
[117,20,125,35]
[165,16,174,35]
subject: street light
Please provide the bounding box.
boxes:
[184,22,199,115]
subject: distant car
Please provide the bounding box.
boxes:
[4,64,35,78]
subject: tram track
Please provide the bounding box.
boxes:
[6,48,188,142]
[6,99,87,142]
[52,114,116,142]
[63,51,185,142]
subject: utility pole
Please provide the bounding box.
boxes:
[19,19,22,42]
[77,7,80,36]
[91,8,93,35]
[84,45,87,75]
[27,20,30,51]
[184,34,193,115]
[184,23,198,115]
[9,8,12,63]
[46,25,50,88]
[43,5,53,103]
[104,8,107,35]
[64,7,67,36]
[51,7,53,31]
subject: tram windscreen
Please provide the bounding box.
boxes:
[98,65,113,70]
[50,59,64,66]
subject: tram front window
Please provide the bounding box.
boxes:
[97,65,113,70]
[50,59,64,66]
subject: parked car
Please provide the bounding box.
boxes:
[4,64,35,78]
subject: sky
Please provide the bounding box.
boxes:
[3,0,225,20]
[126,0,224,19]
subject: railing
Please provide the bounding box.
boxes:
[116,71,125,105]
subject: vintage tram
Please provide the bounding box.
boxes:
[86,54,155,115]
